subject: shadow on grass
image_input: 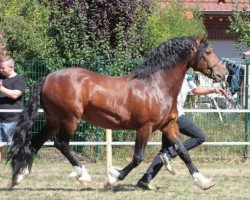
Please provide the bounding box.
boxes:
[102,184,162,192]
[0,183,167,193]
[0,187,95,192]
[0,184,141,192]
[110,184,138,192]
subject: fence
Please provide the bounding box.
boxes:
[1,108,249,167]
[1,58,249,160]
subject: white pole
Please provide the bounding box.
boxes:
[106,129,112,173]
[211,97,223,122]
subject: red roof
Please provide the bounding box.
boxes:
[160,0,250,12]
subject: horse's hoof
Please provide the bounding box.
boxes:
[78,172,91,182]
[108,173,118,184]
[103,179,112,189]
[9,178,19,188]
[109,166,120,178]
[194,178,215,190]
[79,181,91,187]
[69,171,80,180]
[69,166,82,179]
[9,181,17,188]
[103,174,118,189]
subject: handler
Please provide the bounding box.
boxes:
[137,73,227,190]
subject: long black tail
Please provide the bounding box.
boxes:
[8,77,46,177]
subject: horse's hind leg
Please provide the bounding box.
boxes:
[104,125,152,188]
[162,125,215,190]
[54,120,91,185]
[12,119,58,187]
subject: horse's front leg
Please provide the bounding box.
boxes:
[162,124,215,190]
[104,125,152,188]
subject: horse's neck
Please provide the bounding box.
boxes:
[156,64,188,96]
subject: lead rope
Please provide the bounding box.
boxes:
[215,82,243,109]
[208,84,223,122]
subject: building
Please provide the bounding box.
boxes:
[160,0,250,58]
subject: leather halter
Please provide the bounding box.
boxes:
[202,53,220,79]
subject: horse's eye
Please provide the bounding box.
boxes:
[205,51,212,55]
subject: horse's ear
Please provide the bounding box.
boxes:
[196,34,207,45]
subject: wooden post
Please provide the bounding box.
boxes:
[106,129,112,173]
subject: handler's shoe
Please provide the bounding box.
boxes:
[137,180,156,190]
[160,154,176,175]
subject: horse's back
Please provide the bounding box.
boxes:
[40,67,176,130]
[41,67,130,124]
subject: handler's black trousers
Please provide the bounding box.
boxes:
[140,114,206,183]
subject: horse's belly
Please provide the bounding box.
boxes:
[83,109,134,130]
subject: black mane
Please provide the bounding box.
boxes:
[130,36,198,79]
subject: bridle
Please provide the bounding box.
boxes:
[202,53,221,79]
[193,40,221,79]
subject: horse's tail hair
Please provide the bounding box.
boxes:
[8,77,46,178]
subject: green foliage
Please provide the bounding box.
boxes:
[0,0,151,76]
[227,1,250,50]
[142,0,206,54]
[46,0,150,64]
[0,0,56,60]
[0,0,207,75]
[47,5,92,61]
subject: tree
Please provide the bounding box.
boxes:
[142,0,206,54]
[0,0,207,74]
[0,0,151,75]
[43,0,151,61]
[227,1,250,51]
[0,0,55,61]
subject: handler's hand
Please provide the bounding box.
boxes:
[214,88,227,96]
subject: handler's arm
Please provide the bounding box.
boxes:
[192,87,227,96]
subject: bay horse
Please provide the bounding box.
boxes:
[8,35,228,189]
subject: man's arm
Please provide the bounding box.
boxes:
[0,86,23,99]
[0,80,23,99]
[192,87,227,96]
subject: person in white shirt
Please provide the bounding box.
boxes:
[137,74,227,190]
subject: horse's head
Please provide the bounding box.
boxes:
[190,35,228,82]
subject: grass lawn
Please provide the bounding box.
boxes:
[0,147,249,200]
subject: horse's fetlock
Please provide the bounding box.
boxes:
[118,174,125,180]
[132,155,142,167]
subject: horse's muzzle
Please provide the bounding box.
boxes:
[213,64,229,83]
